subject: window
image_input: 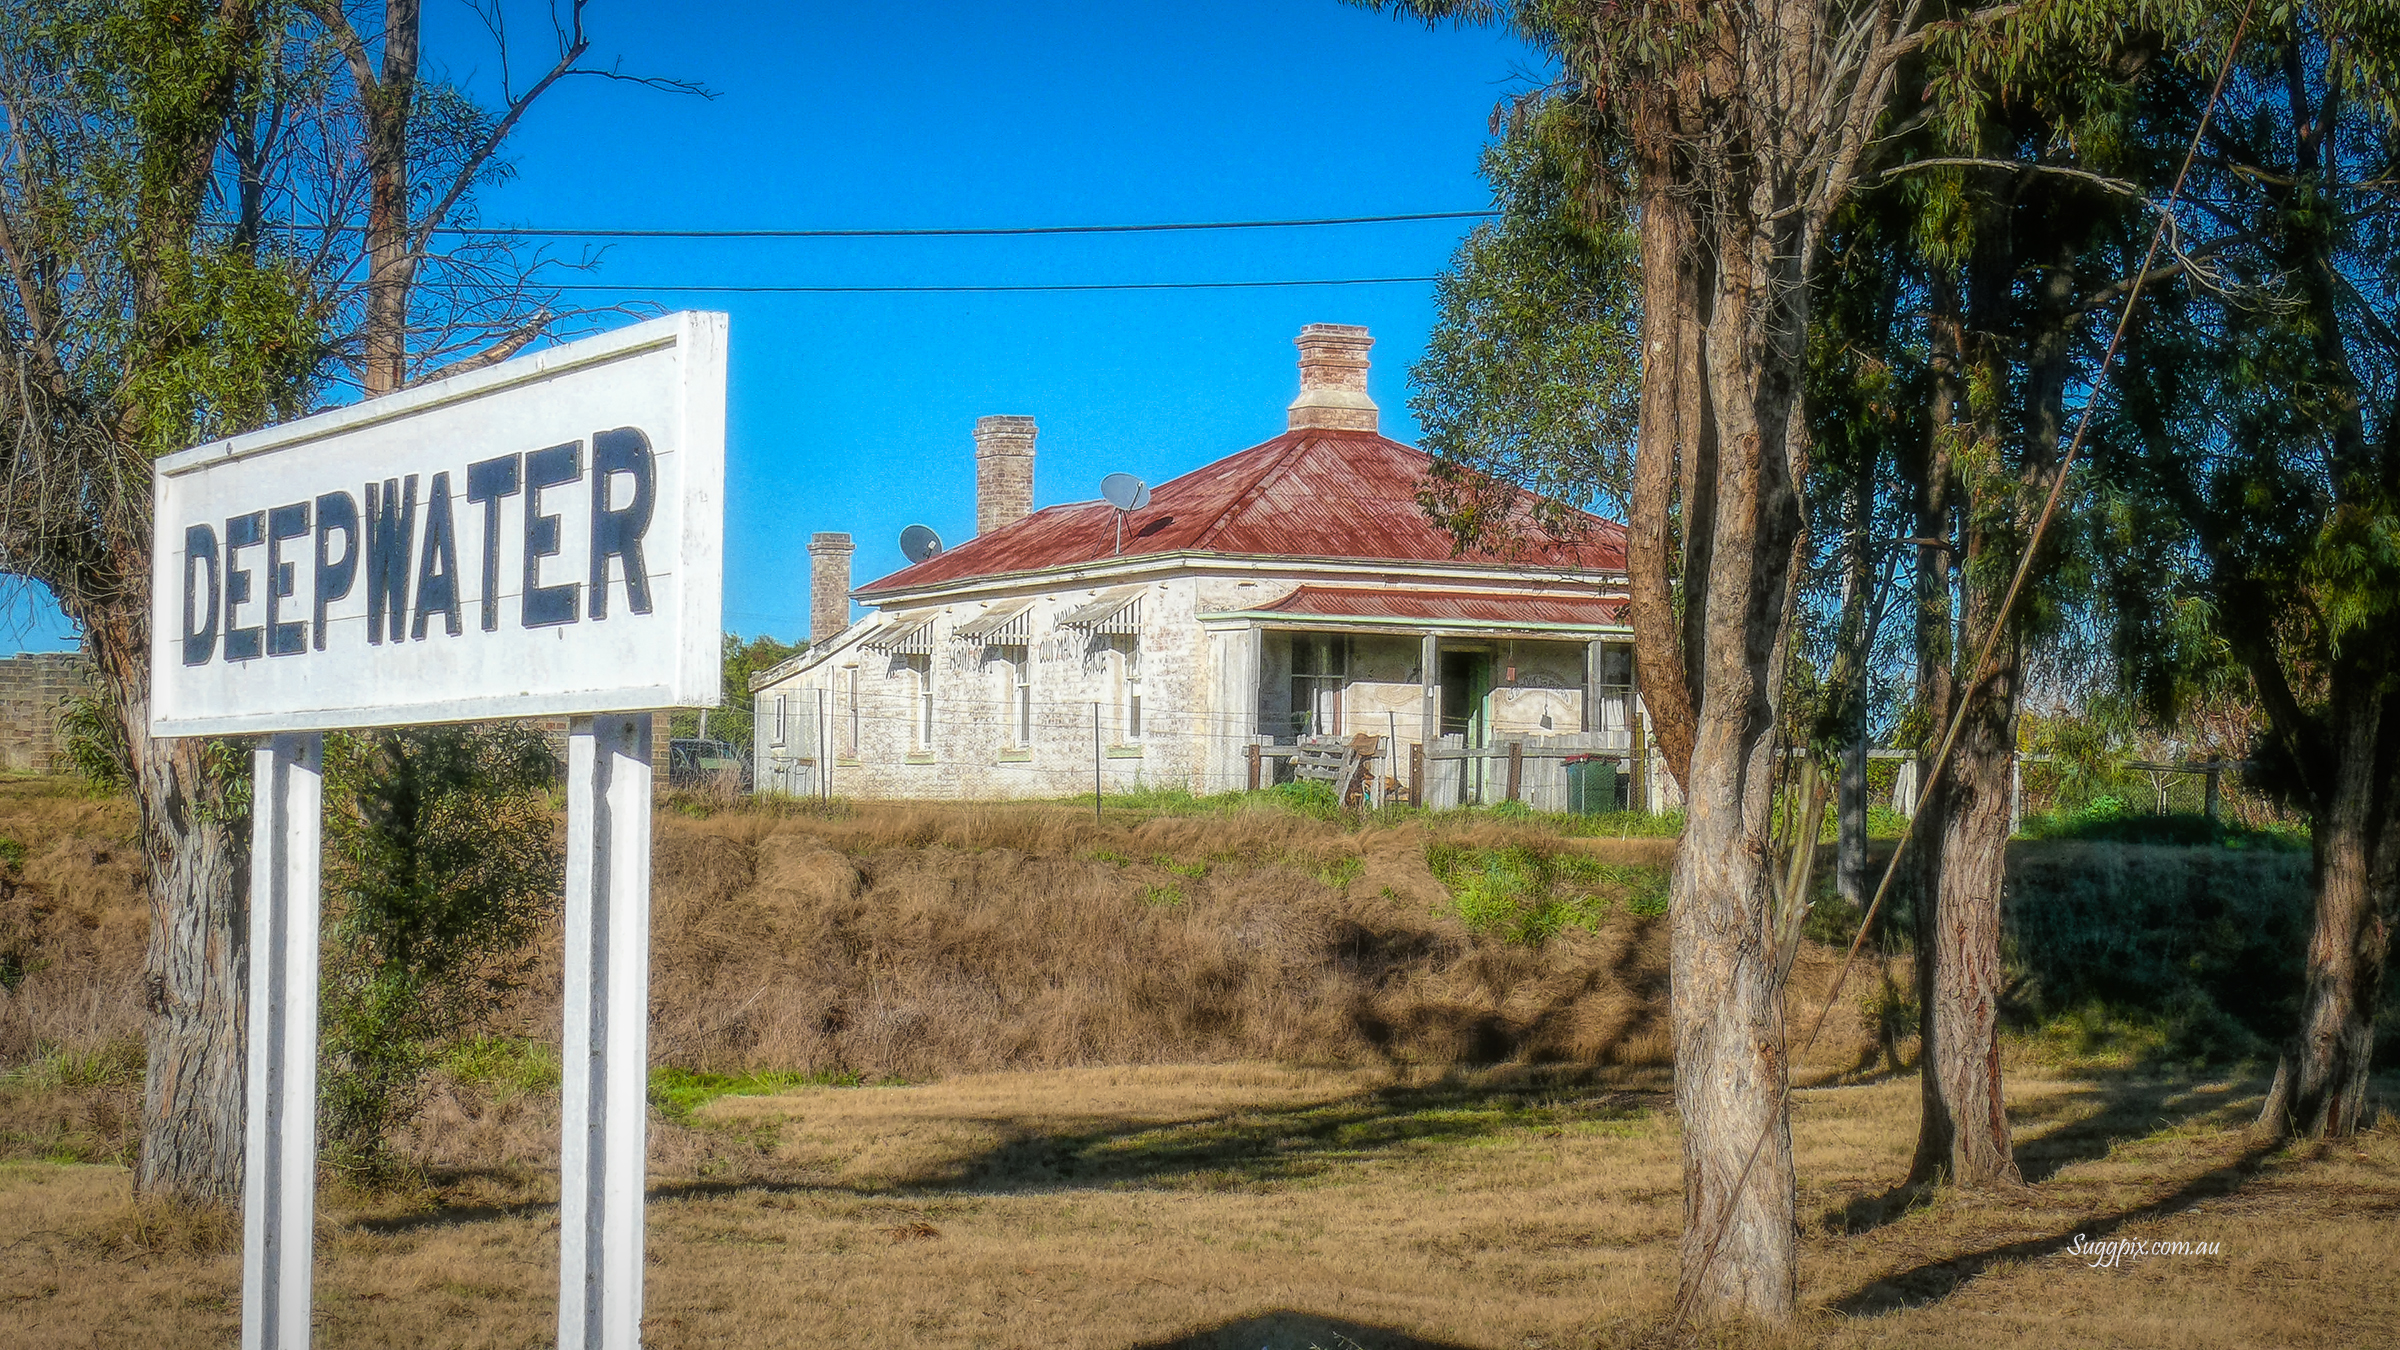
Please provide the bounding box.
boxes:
[901,654,935,750]
[842,667,860,758]
[990,649,1033,746]
[1597,642,1635,738]
[1110,634,1142,740]
[1290,633,1348,737]
[1013,653,1032,745]
[772,694,787,746]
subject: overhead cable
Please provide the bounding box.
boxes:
[237,209,1495,240]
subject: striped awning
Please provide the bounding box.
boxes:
[953,601,1034,645]
[858,610,939,654]
[1058,586,1144,636]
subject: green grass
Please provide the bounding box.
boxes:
[0,835,25,868]
[1315,855,1364,888]
[2015,800,2308,849]
[0,1038,144,1091]
[1139,883,1186,907]
[1423,844,1669,943]
[441,1036,560,1100]
[647,1066,865,1123]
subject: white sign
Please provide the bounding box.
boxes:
[150,311,727,737]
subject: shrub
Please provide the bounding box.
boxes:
[317,723,563,1181]
[1424,843,1666,942]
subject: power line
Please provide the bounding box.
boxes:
[546,276,1438,294]
[241,209,1494,240]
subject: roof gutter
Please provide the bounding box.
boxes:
[1196,610,1632,639]
[856,548,1629,606]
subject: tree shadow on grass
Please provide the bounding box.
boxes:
[1825,1140,2279,1316]
[1126,1309,1478,1350]
[1820,1069,2268,1235]
[637,1068,1669,1209]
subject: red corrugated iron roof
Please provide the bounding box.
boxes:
[856,429,1626,597]
[1249,585,1628,628]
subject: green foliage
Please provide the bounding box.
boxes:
[0,1036,143,1091]
[2018,805,2307,851]
[646,1066,862,1124]
[2003,842,2348,1063]
[1410,91,1640,546]
[0,836,25,870]
[1316,855,1365,888]
[1424,843,1667,942]
[1264,778,1342,819]
[1138,883,1186,908]
[440,1036,560,1102]
[317,723,562,1180]
[55,689,129,793]
[672,632,806,744]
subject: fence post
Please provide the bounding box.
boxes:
[1247,741,1261,792]
[1506,741,1523,803]
[2010,751,2023,836]
[1409,741,1423,808]
[2205,761,2223,824]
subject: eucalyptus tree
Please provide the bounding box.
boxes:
[2099,1,2400,1141]
[1409,93,1641,545]
[1360,0,2038,1322]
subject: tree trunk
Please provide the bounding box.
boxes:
[1838,738,1867,907]
[2259,697,2396,1140]
[1906,274,1960,1185]
[1628,146,1701,787]
[1924,633,2022,1186]
[82,590,251,1203]
[358,0,421,397]
[1670,202,1808,1326]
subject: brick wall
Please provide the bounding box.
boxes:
[0,651,96,775]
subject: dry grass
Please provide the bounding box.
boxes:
[536,799,1703,1083]
[5,789,2391,1345]
[3,1062,2395,1348]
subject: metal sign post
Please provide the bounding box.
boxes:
[151,313,727,1350]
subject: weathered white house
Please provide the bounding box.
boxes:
[751,324,1651,804]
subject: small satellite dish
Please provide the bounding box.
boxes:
[1100,472,1151,512]
[899,524,943,564]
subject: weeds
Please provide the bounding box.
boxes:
[1423,844,1668,942]
[0,1038,142,1091]
[648,1066,864,1123]
[1140,884,1186,907]
[441,1036,560,1101]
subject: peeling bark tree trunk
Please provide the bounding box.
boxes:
[1666,188,1811,1324]
[1906,276,1960,1184]
[1837,739,1867,907]
[85,592,253,1202]
[1925,630,2022,1186]
[2259,698,2398,1139]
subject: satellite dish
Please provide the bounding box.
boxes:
[1100,472,1151,512]
[899,524,943,564]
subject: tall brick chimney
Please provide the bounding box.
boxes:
[973,415,1037,535]
[1287,323,1377,433]
[808,532,853,644]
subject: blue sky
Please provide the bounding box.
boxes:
[3,2,1540,651]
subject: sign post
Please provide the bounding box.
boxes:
[559,712,654,1350]
[241,734,322,1350]
[152,312,727,1350]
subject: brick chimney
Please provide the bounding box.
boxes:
[808,532,853,644]
[1287,323,1377,433]
[973,415,1037,535]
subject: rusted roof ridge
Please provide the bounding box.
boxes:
[1190,433,1312,552]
